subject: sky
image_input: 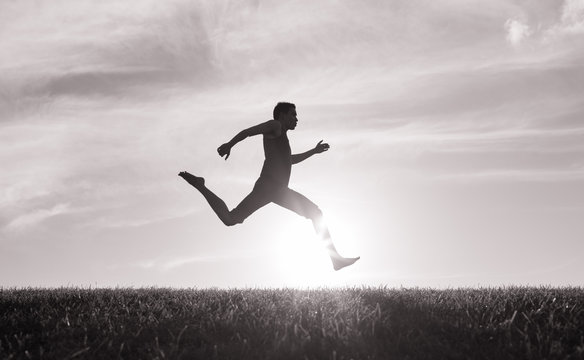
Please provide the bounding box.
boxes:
[1,0,583,289]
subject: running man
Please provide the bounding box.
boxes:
[179,102,360,271]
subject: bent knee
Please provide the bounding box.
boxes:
[223,218,240,227]
[306,206,323,221]
[223,212,245,226]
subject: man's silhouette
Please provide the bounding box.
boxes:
[179,102,359,271]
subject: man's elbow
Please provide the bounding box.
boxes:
[240,129,253,139]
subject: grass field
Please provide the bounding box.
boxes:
[1,286,583,359]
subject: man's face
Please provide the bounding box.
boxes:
[281,107,298,130]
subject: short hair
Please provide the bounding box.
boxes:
[273,102,295,120]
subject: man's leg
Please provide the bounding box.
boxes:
[273,187,360,271]
[179,171,269,226]
[229,181,272,225]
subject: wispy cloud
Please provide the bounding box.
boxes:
[0,0,218,123]
[505,0,584,44]
[123,253,259,271]
[5,203,73,230]
[92,208,197,229]
[553,0,584,35]
[434,166,584,183]
[505,18,531,46]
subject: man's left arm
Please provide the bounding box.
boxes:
[291,140,330,164]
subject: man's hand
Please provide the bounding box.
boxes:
[217,142,232,160]
[291,140,330,164]
[314,140,330,154]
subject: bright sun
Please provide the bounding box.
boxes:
[272,213,354,287]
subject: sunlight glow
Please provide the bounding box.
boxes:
[269,211,366,287]
[270,218,335,287]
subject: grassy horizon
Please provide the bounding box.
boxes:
[1,286,583,359]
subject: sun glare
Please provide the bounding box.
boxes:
[273,223,329,287]
[271,212,359,288]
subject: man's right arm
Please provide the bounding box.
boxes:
[217,120,279,160]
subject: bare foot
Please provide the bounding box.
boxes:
[332,256,360,271]
[178,171,205,189]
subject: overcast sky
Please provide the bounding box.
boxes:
[1,0,583,288]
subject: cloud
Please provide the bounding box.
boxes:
[92,208,197,229]
[41,69,180,97]
[161,256,221,270]
[0,0,217,119]
[540,0,584,42]
[502,1,584,47]
[306,60,584,136]
[559,0,584,34]
[5,203,73,230]
[125,253,258,271]
[505,18,531,46]
[434,166,584,183]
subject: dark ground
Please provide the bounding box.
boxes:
[1,286,583,359]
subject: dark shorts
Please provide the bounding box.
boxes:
[230,178,321,224]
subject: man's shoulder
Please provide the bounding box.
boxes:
[263,120,282,139]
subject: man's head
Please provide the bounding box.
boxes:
[273,102,298,130]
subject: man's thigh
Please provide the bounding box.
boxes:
[272,187,321,220]
[230,182,272,224]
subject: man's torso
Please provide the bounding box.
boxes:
[259,131,291,186]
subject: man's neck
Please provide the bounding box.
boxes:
[276,119,288,133]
